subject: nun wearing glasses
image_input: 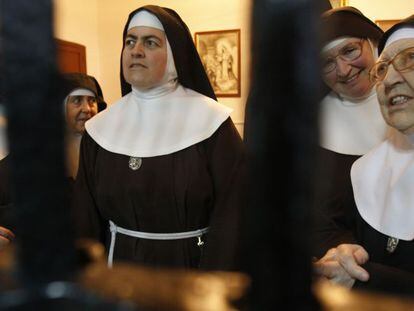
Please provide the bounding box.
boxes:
[73,5,245,271]
[312,7,391,257]
[314,15,414,294]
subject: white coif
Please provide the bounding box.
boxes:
[86,85,232,157]
[352,131,414,240]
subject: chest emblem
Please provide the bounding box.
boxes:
[129,157,142,171]
[386,236,399,253]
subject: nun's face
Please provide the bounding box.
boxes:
[122,26,167,90]
[322,38,376,99]
[376,38,414,134]
[66,95,98,135]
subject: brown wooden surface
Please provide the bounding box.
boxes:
[375,20,401,32]
[56,38,87,73]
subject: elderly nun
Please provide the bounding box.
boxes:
[313,7,391,257]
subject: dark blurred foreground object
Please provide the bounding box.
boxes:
[315,280,414,311]
[243,0,319,309]
[0,243,249,311]
[2,0,75,284]
[2,246,414,311]
[318,0,332,13]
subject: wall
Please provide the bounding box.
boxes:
[96,0,251,135]
[53,0,101,79]
[348,0,414,21]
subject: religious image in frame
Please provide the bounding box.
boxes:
[195,29,241,97]
[329,0,348,8]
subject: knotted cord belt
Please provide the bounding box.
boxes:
[108,220,209,267]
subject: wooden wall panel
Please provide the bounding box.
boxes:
[56,38,87,73]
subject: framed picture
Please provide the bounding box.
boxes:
[195,29,241,97]
[375,19,401,32]
[329,0,348,8]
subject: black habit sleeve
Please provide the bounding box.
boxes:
[355,262,414,297]
[199,118,246,271]
[312,185,358,258]
[72,132,105,243]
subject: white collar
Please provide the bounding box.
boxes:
[85,84,232,157]
[131,78,178,100]
[319,90,391,155]
[351,130,414,240]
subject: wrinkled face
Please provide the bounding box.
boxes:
[376,38,414,134]
[122,26,167,90]
[322,38,376,99]
[66,95,98,135]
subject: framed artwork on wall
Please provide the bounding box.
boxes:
[329,0,348,8]
[194,29,241,97]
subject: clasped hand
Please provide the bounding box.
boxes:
[313,244,370,288]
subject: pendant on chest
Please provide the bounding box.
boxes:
[386,236,399,253]
[129,156,142,171]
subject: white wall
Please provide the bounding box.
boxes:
[348,0,414,21]
[53,0,101,79]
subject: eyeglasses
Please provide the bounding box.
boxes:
[321,40,364,74]
[369,47,414,83]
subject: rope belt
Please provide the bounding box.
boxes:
[108,220,209,268]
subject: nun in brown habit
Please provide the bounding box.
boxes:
[312,7,390,257]
[72,5,245,271]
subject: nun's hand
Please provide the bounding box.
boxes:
[336,244,370,280]
[0,226,14,249]
[313,244,370,288]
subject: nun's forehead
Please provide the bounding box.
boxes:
[384,28,414,49]
[322,36,359,53]
[124,26,167,43]
[67,88,96,97]
[380,38,414,60]
[127,10,164,31]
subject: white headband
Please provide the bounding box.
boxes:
[128,10,164,31]
[125,10,177,90]
[384,27,414,49]
[322,37,352,53]
[68,88,95,97]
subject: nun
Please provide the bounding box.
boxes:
[314,15,414,294]
[62,73,106,180]
[73,5,245,270]
[0,74,106,248]
[313,7,390,257]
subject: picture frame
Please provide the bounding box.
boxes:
[194,29,241,97]
[329,0,349,8]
